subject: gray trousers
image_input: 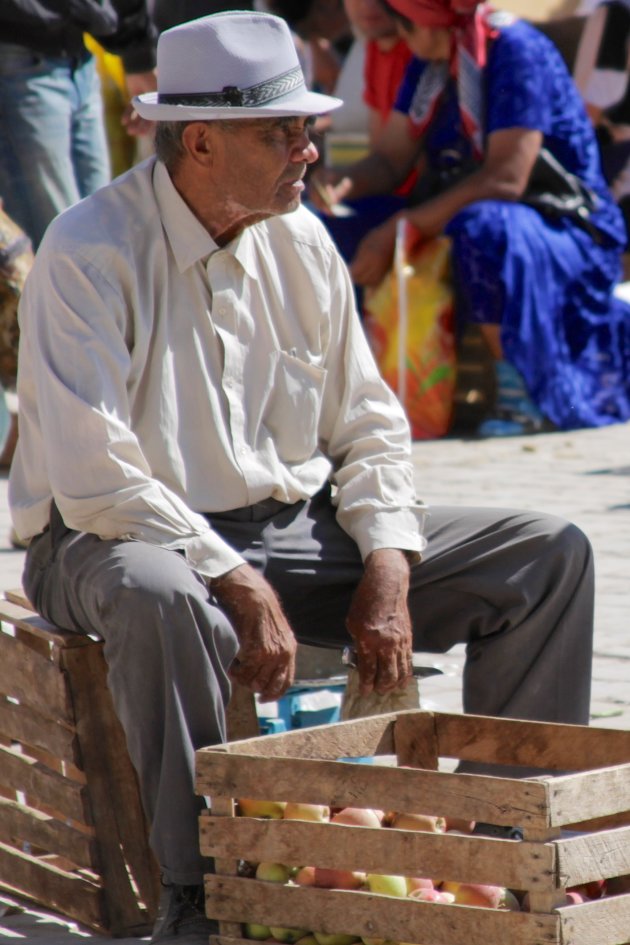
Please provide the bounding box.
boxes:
[22,488,594,884]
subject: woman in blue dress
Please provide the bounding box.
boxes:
[310,0,630,434]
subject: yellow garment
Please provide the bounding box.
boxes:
[84,34,137,177]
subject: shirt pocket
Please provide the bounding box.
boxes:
[264,350,327,464]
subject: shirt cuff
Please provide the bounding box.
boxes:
[348,503,428,564]
[183,531,246,582]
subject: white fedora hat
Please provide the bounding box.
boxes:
[134,10,343,121]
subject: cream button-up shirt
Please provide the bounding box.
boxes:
[10,158,426,580]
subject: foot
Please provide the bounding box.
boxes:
[151,882,218,943]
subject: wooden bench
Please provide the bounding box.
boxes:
[0,589,259,935]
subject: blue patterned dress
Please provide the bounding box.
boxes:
[396,18,630,429]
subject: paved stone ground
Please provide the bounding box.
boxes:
[0,420,628,943]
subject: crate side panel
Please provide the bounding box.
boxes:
[433,714,630,771]
[559,893,630,945]
[0,839,105,932]
[199,814,556,891]
[203,874,560,945]
[0,796,96,870]
[0,697,78,764]
[556,827,630,887]
[548,765,630,826]
[203,712,400,759]
[197,755,550,829]
[0,746,90,825]
[0,630,72,721]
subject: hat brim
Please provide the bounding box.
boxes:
[133,88,343,121]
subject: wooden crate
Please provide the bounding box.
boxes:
[196,710,630,945]
[0,592,160,935]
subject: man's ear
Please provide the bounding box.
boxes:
[181,122,214,166]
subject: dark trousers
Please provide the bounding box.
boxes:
[23,490,594,884]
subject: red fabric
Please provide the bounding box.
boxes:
[363,39,412,121]
[386,0,481,27]
[392,3,499,158]
[363,39,417,195]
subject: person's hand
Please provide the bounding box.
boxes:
[349,217,397,286]
[345,549,413,695]
[308,167,353,215]
[211,563,297,701]
[122,70,157,137]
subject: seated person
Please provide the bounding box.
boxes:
[10,11,595,942]
[310,0,630,436]
[573,0,630,242]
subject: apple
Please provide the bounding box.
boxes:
[270,928,310,943]
[284,803,330,822]
[439,882,518,909]
[239,798,287,819]
[444,817,476,834]
[294,865,317,886]
[313,933,361,945]
[408,887,455,903]
[568,880,605,900]
[331,808,383,829]
[245,923,273,940]
[388,812,445,833]
[295,937,320,945]
[365,874,408,898]
[405,876,434,894]
[256,862,292,884]
[313,866,366,889]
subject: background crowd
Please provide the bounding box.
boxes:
[1,0,629,455]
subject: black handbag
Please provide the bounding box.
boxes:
[522,147,600,230]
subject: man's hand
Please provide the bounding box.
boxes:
[122,70,157,137]
[211,563,297,701]
[345,549,413,695]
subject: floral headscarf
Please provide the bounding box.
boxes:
[387,0,513,157]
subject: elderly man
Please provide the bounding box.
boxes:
[9,11,594,944]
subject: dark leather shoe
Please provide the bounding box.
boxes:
[151,882,218,943]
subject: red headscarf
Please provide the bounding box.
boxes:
[387,1,509,157]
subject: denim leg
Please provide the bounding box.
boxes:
[0,44,110,247]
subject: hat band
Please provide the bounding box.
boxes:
[157,66,304,108]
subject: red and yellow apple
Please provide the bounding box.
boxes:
[284,803,330,822]
[238,798,287,819]
[313,866,366,889]
[331,808,384,829]
[256,862,292,884]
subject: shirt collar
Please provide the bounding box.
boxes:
[153,159,260,280]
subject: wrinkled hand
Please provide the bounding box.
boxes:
[349,218,397,287]
[211,564,297,701]
[345,549,413,695]
[122,70,157,137]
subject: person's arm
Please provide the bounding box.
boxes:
[315,248,427,692]
[309,109,420,211]
[350,125,543,286]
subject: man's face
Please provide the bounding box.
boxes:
[344,0,398,40]
[208,116,319,225]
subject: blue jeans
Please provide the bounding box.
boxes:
[0,44,110,248]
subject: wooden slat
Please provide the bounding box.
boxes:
[196,753,550,830]
[558,892,630,945]
[393,711,440,769]
[0,840,105,932]
[0,597,88,648]
[201,712,399,760]
[556,826,630,887]
[62,643,160,932]
[226,684,260,741]
[0,746,90,824]
[547,765,630,826]
[433,713,630,771]
[203,874,560,945]
[0,628,72,722]
[0,697,78,764]
[0,796,96,870]
[199,813,556,891]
